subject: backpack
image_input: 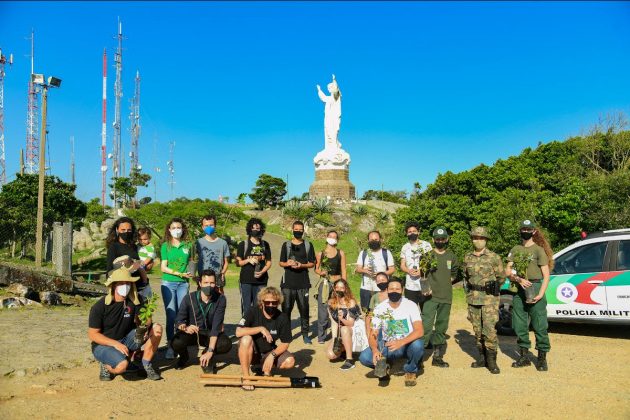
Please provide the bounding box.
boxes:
[284,240,311,260]
[361,248,389,268]
[242,239,267,257]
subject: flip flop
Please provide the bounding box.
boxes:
[241,385,255,391]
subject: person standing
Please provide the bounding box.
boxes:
[106,217,150,298]
[279,221,316,344]
[422,227,460,368]
[236,218,272,317]
[400,222,433,310]
[160,218,194,359]
[355,231,395,311]
[506,220,553,372]
[463,226,504,374]
[197,215,230,294]
[314,230,347,344]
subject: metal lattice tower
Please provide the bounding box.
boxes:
[70,135,75,184]
[129,70,140,174]
[167,141,175,200]
[112,19,123,181]
[0,48,12,186]
[25,30,40,174]
[101,48,107,207]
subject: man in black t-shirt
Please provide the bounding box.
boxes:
[279,220,316,344]
[236,218,272,317]
[88,268,163,381]
[236,286,294,390]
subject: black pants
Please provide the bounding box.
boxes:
[282,288,310,337]
[171,331,232,359]
[405,289,428,312]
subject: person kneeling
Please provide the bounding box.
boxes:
[172,269,232,373]
[88,268,163,381]
[326,280,361,370]
[359,277,424,387]
[236,286,295,390]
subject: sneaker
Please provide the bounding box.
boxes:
[201,362,216,375]
[404,372,417,387]
[340,360,355,371]
[303,335,313,345]
[125,362,141,374]
[175,357,188,370]
[144,363,162,381]
[99,363,113,381]
[165,347,176,360]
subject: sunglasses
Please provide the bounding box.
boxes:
[263,300,279,306]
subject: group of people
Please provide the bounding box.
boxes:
[88,214,553,388]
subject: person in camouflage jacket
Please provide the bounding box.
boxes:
[463,226,504,374]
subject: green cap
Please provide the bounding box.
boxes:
[520,219,537,229]
[470,226,490,239]
[432,227,449,239]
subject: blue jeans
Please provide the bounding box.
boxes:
[240,283,265,318]
[138,284,153,300]
[92,329,141,368]
[359,332,424,374]
[161,280,190,342]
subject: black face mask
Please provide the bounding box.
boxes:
[250,230,261,238]
[335,291,345,298]
[293,231,304,239]
[264,305,280,317]
[200,286,215,297]
[388,292,402,303]
[520,231,534,241]
[377,283,388,291]
[368,240,381,250]
[119,231,133,243]
[434,241,447,249]
[407,233,419,242]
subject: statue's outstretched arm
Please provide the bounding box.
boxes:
[316,85,328,103]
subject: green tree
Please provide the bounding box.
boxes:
[236,193,248,205]
[362,189,408,204]
[249,174,287,210]
[0,174,87,257]
[85,198,111,225]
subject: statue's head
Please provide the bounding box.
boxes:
[327,80,341,100]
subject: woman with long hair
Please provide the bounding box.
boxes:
[506,219,554,372]
[160,218,194,359]
[326,279,360,370]
[105,217,150,297]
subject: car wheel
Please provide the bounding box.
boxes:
[496,293,516,336]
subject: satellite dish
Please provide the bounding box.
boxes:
[108,153,113,159]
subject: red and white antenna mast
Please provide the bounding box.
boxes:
[101,48,107,206]
[25,29,40,174]
[0,48,13,186]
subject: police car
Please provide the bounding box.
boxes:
[497,228,630,334]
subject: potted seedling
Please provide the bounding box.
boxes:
[373,308,397,378]
[417,250,438,295]
[511,251,536,303]
[251,245,264,275]
[135,293,160,346]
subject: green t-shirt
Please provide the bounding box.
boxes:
[369,292,386,311]
[161,241,192,283]
[427,249,459,304]
[507,244,548,280]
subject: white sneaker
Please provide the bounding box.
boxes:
[165,347,176,360]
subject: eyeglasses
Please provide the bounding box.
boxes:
[263,301,279,306]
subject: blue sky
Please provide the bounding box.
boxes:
[1,1,629,203]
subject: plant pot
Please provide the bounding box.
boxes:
[523,284,537,304]
[420,278,432,295]
[134,325,148,346]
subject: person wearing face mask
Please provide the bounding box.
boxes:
[314,230,347,344]
[106,217,151,297]
[160,218,194,359]
[236,218,272,317]
[326,280,360,370]
[236,287,295,391]
[365,272,391,348]
[279,220,316,344]
[463,226,504,374]
[400,222,433,310]
[171,270,232,373]
[505,220,553,372]
[88,268,163,381]
[196,215,230,294]
[359,278,424,387]
[422,227,460,368]
[355,231,395,311]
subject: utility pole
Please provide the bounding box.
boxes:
[19,149,24,175]
[0,48,13,186]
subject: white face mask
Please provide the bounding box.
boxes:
[326,238,338,246]
[170,228,183,239]
[116,284,131,297]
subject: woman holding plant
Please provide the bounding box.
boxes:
[325,280,360,370]
[506,220,553,372]
[160,218,194,359]
[315,230,347,344]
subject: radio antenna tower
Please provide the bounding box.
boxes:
[0,48,13,186]
[70,135,75,184]
[25,30,40,174]
[129,70,140,174]
[112,18,123,208]
[101,48,107,207]
[167,140,175,200]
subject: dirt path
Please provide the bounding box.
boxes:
[1,233,629,418]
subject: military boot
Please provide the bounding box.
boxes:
[485,349,500,374]
[511,347,532,368]
[470,344,486,368]
[536,350,548,372]
[432,344,449,368]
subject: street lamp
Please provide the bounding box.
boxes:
[33,73,62,267]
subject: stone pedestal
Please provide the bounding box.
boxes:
[309,168,355,200]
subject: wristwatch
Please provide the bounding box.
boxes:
[270,351,277,359]
[207,347,215,353]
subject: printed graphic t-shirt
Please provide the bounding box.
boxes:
[371,298,421,342]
